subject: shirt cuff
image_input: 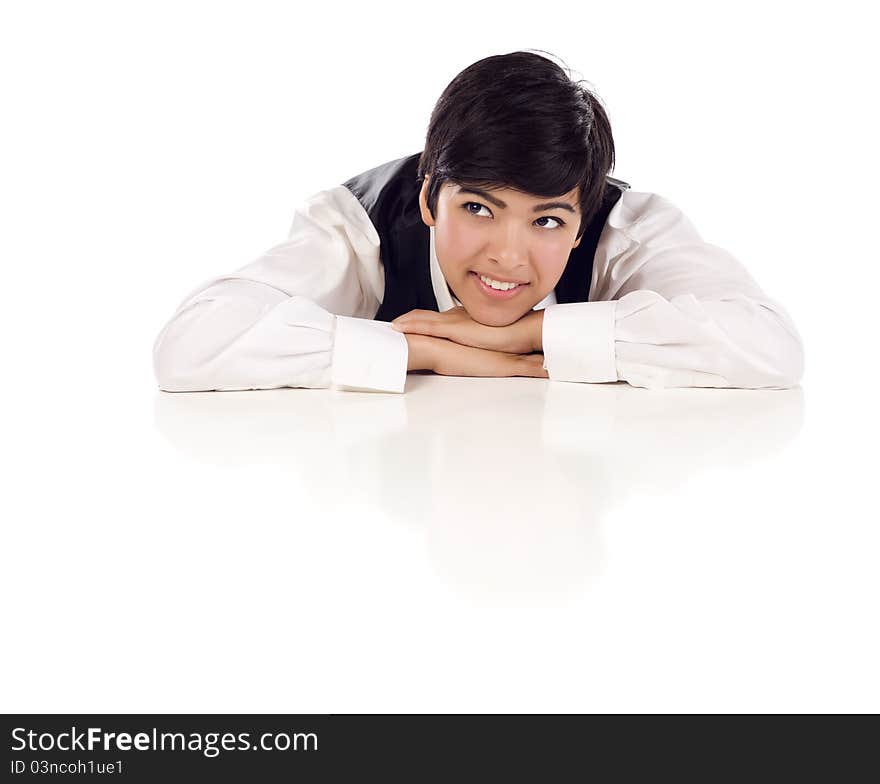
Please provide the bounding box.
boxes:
[331,315,409,393]
[541,301,618,383]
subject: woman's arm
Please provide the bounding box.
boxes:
[152,185,409,393]
[541,191,805,389]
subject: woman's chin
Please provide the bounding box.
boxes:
[466,303,527,327]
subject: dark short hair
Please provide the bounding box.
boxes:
[418,50,617,241]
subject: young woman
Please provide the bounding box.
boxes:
[153,50,804,393]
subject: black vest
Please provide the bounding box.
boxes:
[342,152,630,322]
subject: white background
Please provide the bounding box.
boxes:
[1,0,877,712]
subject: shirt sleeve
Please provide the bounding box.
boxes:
[541,191,805,389]
[152,185,408,393]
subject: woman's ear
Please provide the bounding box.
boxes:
[418,174,435,227]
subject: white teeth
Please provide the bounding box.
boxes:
[479,274,521,291]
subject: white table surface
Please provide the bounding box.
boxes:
[4,370,875,713]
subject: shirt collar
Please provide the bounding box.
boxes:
[429,225,557,312]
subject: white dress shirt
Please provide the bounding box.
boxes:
[152,183,804,393]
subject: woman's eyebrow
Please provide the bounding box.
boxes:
[456,186,577,213]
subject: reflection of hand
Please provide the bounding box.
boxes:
[404,333,548,379]
[392,305,542,355]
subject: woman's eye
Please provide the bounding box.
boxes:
[463,201,491,218]
[461,202,564,229]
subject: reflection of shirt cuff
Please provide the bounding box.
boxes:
[331,316,409,393]
[542,301,618,383]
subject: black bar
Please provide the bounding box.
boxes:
[1,714,876,780]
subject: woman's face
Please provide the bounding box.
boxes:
[418,174,582,326]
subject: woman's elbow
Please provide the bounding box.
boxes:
[735,320,805,390]
[151,303,222,392]
[761,306,805,389]
[151,296,253,392]
[153,338,214,392]
[770,333,805,389]
[778,331,805,388]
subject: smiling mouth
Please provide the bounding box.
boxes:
[472,271,530,286]
[470,271,529,299]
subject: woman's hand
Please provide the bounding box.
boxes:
[392,306,542,355]
[404,333,548,379]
